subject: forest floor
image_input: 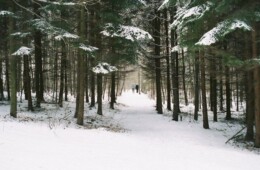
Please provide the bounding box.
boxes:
[0,91,259,170]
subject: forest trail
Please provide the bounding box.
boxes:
[1,91,259,170]
[116,91,187,139]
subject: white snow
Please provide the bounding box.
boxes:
[11,32,31,38]
[171,45,181,52]
[12,46,33,56]
[101,24,153,41]
[196,20,252,46]
[138,0,147,6]
[92,63,117,74]
[79,43,99,52]
[0,10,14,16]
[0,91,259,170]
[171,2,213,29]
[158,0,169,10]
[54,32,79,40]
[36,0,76,6]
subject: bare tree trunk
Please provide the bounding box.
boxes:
[225,65,231,120]
[194,51,200,121]
[76,7,86,125]
[154,10,163,114]
[210,54,217,122]
[97,74,103,115]
[200,50,209,129]
[24,55,33,111]
[182,49,188,106]
[244,34,254,141]
[252,24,260,147]
[58,41,66,107]
[110,72,116,109]
[9,2,17,117]
[164,9,171,111]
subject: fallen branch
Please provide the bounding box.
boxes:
[225,126,246,144]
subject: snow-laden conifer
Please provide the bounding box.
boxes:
[92,63,117,74]
[101,24,153,42]
[12,46,33,56]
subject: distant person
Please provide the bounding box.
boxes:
[131,84,135,93]
[135,84,139,93]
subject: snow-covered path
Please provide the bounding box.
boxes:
[0,91,259,170]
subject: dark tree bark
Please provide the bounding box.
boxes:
[244,34,254,141]
[219,62,224,111]
[225,66,231,120]
[89,10,96,108]
[163,9,171,111]
[3,17,10,100]
[9,2,17,118]
[200,50,209,129]
[97,74,103,115]
[76,7,86,125]
[24,55,33,111]
[252,24,260,147]
[58,41,66,107]
[210,55,217,122]
[182,49,188,106]
[194,51,200,121]
[153,10,163,114]
[85,57,89,103]
[110,72,116,109]
[33,2,44,107]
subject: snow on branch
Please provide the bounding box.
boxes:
[158,0,169,10]
[196,19,252,46]
[101,24,153,42]
[36,0,76,6]
[54,32,79,41]
[171,2,213,29]
[79,43,99,52]
[138,0,147,6]
[31,19,79,40]
[171,45,181,52]
[0,10,15,16]
[11,32,31,38]
[12,46,33,56]
[92,63,117,74]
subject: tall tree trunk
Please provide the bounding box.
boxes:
[9,2,17,118]
[4,16,10,100]
[244,34,254,141]
[89,10,96,108]
[200,50,209,129]
[110,72,116,109]
[172,33,180,120]
[154,10,163,114]
[182,49,188,106]
[252,24,260,147]
[219,61,224,111]
[33,2,43,107]
[85,57,89,103]
[64,56,68,101]
[0,52,4,100]
[90,60,96,107]
[210,54,217,122]
[164,9,171,111]
[58,41,66,107]
[24,55,33,111]
[194,51,200,121]
[76,7,86,125]
[225,66,231,120]
[97,74,103,115]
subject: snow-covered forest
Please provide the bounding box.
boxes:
[0,0,260,169]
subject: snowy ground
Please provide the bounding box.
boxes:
[0,91,259,170]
